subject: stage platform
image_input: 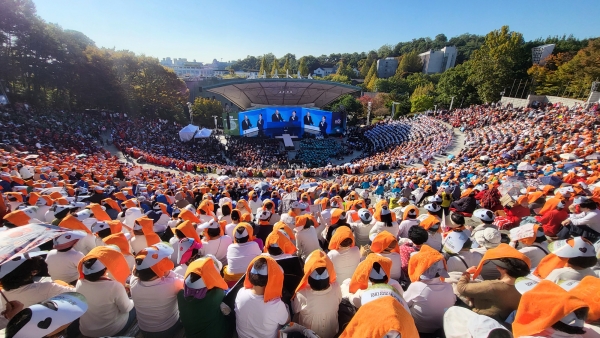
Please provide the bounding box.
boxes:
[276,134,297,150]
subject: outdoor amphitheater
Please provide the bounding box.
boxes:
[0,1,599,338]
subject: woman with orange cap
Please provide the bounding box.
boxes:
[130,243,184,337]
[456,244,531,322]
[370,231,402,281]
[129,216,161,255]
[199,219,232,267]
[263,229,297,260]
[292,250,342,338]
[224,223,261,283]
[294,214,321,261]
[234,256,289,338]
[369,200,399,241]
[177,256,233,338]
[75,246,134,337]
[327,226,361,282]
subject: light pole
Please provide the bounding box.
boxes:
[212,115,218,130]
[391,102,400,119]
[367,101,372,125]
[449,96,455,111]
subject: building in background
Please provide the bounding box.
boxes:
[313,66,337,77]
[160,58,235,79]
[532,44,555,65]
[419,46,457,74]
[376,57,399,78]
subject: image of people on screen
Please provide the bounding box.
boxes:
[271,110,284,122]
[319,115,328,135]
[289,110,299,122]
[304,111,314,125]
[257,114,265,130]
[242,115,252,130]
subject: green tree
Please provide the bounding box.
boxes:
[436,62,480,108]
[298,57,309,76]
[468,26,524,102]
[396,51,422,76]
[410,94,434,112]
[282,57,291,73]
[191,97,224,126]
[259,56,269,75]
[364,61,377,89]
[270,56,280,76]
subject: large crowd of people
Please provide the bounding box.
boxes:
[1,100,600,338]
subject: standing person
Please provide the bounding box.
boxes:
[272,110,284,122]
[289,111,299,122]
[177,257,233,338]
[304,111,314,125]
[130,244,184,338]
[242,115,252,131]
[319,116,328,135]
[234,256,290,338]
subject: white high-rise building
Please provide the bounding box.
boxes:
[418,46,457,74]
[532,44,555,65]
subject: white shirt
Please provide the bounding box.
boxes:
[370,221,399,240]
[545,267,598,284]
[249,199,263,215]
[201,235,233,266]
[227,241,262,274]
[379,252,402,281]
[292,282,342,338]
[75,279,134,337]
[446,251,483,273]
[349,221,374,247]
[225,222,239,239]
[73,233,97,255]
[130,271,184,332]
[404,278,456,333]
[425,231,443,251]
[130,235,148,255]
[234,288,289,338]
[327,246,361,282]
[295,226,321,261]
[45,249,84,283]
[398,219,420,239]
[570,209,600,233]
[519,242,549,268]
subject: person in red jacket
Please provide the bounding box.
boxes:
[536,200,568,237]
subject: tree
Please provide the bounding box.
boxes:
[364,61,377,90]
[410,94,434,112]
[468,26,524,102]
[282,57,291,73]
[259,56,269,75]
[436,62,480,108]
[325,94,363,115]
[270,57,280,76]
[378,44,393,58]
[298,57,309,76]
[191,97,223,126]
[396,51,422,75]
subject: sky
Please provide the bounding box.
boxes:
[33,0,599,64]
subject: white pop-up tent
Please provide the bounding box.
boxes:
[179,124,199,142]
[194,128,213,138]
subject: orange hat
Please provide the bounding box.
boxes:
[4,192,23,203]
[103,232,131,255]
[184,257,228,291]
[233,222,255,243]
[513,280,588,338]
[568,276,600,322]
[114,192,127,201]
[328,226,355,251]
[78,246,130,285]
[179,208,201,223]
[197,199,213,215]
[373,200,396,222]
[122,199,138,209]
[244,256,284,302]
[102,198,121,212]
[472,243,531,279]
[533,237,596,279]
[49,191,63,200]
[516,194,528,205]
[273,221,296,240]
[330,208,347,225]
[264,230,296,255]
[420,214,441,232]
[106,220,124,234]
[237,199,251,215]
[403,205,419,220]
[349,253,392,293]
[408,244,448,282]
[370,231,400,254]
[294,214,317,228]
[527,191,544,204]
[59,213,91,233]
[294,250,336,296]
[339,293,419,338]
[3,209,31,226]
[86,203,111,221]
[135,243,174,278]
[173,220,200,243]
[133,216,160,246]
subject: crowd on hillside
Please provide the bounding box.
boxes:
[225,138,288,169]
[1,101,600,337]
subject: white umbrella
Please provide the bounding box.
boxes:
[480,155,490,161]
[517,162,535,171]
[586,153,600,160]
[560,153,578,160]
[217,175,229,182]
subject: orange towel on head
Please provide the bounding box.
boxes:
[59,213,91,233]
[373,200,396,222]
[114,192,127,201]
[134,216,160,246]
[294,250,337,296]
[135,246,174,278]
[103,232,131,255]
[197,199,213,215]
[264,230,296,254]
[87,203,111,221]
[179,208,201,223]
[513,280,588,338]
[370,231,400,254]
[244,256,284,303]
[233,222,255,243]
[106,220,124,234]
[539,196,563,215]
[420,214,441,232]
[532,253,569,279]
[349,253,392,293]
[78,246,130,285]
[408,244,446,282]
[173,220,200,243]
[237,199,252,215]
[294,214,318,228]
[102,198,121,212]
[273,221,295,240]
[3,210,31,226]
[472,243,531,279]
[185,257,228,290]
[569,276,600,322]
[403,205,419,220]
[339,296,419,338]
[328,226,355,251]
[527,191,544,204]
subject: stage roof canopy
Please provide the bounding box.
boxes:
[203,79,360,110]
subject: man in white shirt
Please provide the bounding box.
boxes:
[398,207,420,239]
[45,231,86,284]
[199,219,233,266]
[565,199,600,237]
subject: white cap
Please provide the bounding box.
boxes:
[136,243,174,269]
[198,219,220,230]
[309,268,329,280]
[82,259,106,275]
[91,222,110,234]
[0,251,47,279]
[291,201,307,209]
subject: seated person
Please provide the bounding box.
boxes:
[327,227,361,282]
[45,231,86,285]
[370,231,402,281]
[224,223,262,283]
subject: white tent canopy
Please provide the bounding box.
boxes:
[179,124,199,142]
[194,128,213,138]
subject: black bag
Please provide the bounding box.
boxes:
[337,298,356,334]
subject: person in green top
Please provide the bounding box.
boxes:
[177,256,233,338]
